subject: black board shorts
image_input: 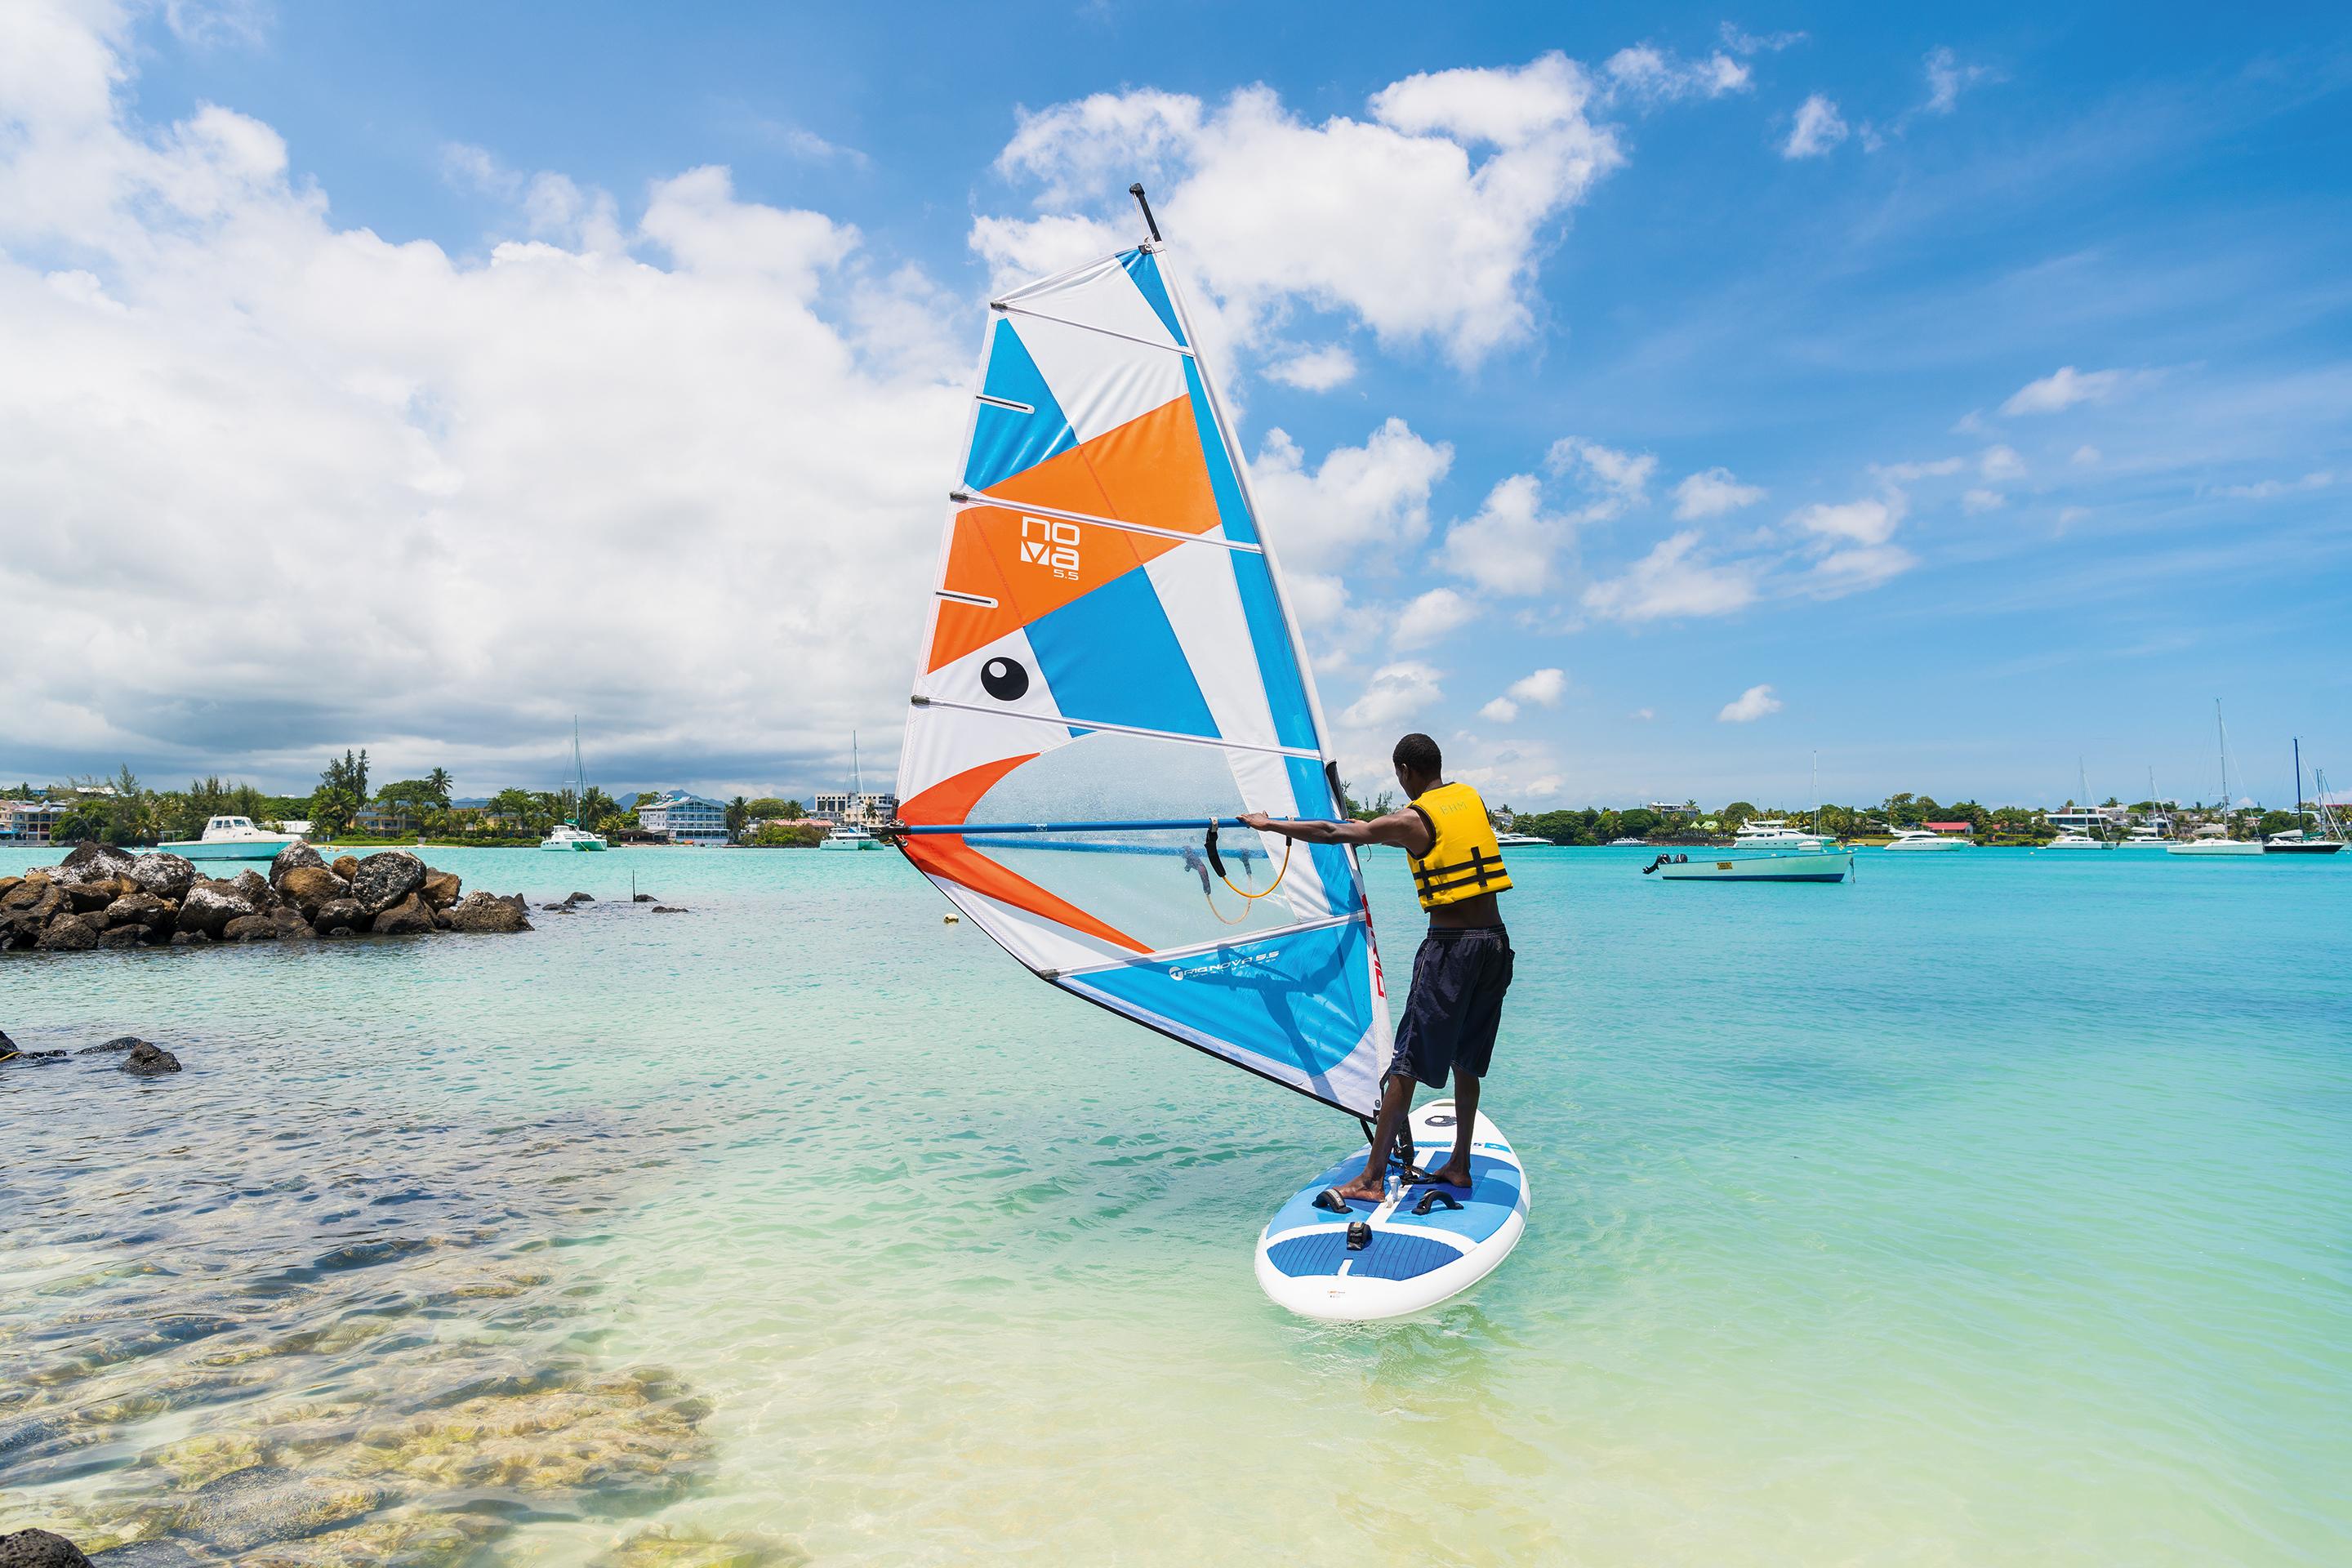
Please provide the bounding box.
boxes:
[1389,925,1513,1089]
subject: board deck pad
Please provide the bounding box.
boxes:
[1255,1100,1529,1321]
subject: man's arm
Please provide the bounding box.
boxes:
[1239,806,1432,859]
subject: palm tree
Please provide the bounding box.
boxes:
[426,767,453,806]
[725,795,751,844]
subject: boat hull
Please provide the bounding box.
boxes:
[537,841,608,852]
[1653,850,1852,882]
[1882,840,1966,851]
[2263,841,2345,854]
[2167,841,2263,856]
[158,840,295,862]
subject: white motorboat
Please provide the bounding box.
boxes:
[1494,831,1553,847]
[158,815,303,862]
[539,719,608,851]
[1883,827,1967,851]
[1645,849,1851,883]
[1733,817,1829,850]
[2169,835,2261,857]
[1607,837,1648,846]
[2045,828,2111,849]
[2120,825,2170,847]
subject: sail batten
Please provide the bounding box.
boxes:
[898,237,1392,1120]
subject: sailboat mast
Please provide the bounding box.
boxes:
[2295,737,2305,828]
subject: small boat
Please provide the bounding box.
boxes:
[2120,825,2170,847]
[1644,849,1852,882]
[2168,701,2264,857]
[2169,835,2261,857]
[158,815,302,862]
[1607,836,1648,846]
[539,719,608,851]
[2045,829,2112,849]
[1883,827,1967,851]
[1494,831,1552,847]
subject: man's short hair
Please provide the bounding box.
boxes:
[1392,733,1441,775]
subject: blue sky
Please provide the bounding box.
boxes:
[4,2,2347,810]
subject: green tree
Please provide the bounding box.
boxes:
[425,767,453,806]
[725,795,751,843]
[309,786,359,838]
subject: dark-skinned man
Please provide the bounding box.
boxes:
[1241,731,1513,1203]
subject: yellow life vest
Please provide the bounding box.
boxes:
[1407,782,1513,910]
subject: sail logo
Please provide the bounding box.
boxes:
[1169,948,1281,982]
[1018,515,1080,581]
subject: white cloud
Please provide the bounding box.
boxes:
[1721,24,1806,55]
[1873,456,1963,483]
[1340,662,1443,730]
[1261,343,1357,391]
[1962,488,2007,514]
[1508,667,1568,706]
[1441,473,1580,595]
[2216,470,2335,499]
[1250,418,1452,575]
[0,0,967,789]
[1672,466,1764,518]
[1921,47,1993,115]
[1789,490,1907,546]
[1603,45,1752,103]
[2002,365,2126,415]
[1478,697,1518,723]
[1546,435,1656,506]
[1582,531,1759,621]
[1629,706,1655,721]
[1391,586,1477,650]
[1717,684,1783,723]
[2071,444,2101,466]
[978,55,1628,366]
[1807,544,1917,595]
[1980,443,2026,480]
[1782,94,1849,158]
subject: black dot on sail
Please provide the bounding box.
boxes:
[981,657,1029,702]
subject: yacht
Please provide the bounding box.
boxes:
[2168,702,2263,857]
[2265,740,2345,853]
[1494,831,1552,847]
[159,816,303,862]
[2045,828,2112,849]
[2121,824,2170,847]
[2169,832,2260,857]
[1883,827,1967,851]
[1733,818,1829,850]
[1607,836,1648,846]
[2261,829,2344,856]
[538,719,608,851]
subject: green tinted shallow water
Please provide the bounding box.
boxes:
[3,844,2348,1565]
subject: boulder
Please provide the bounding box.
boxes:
[103,892,173,937]
[420,869,464,910]
[268,841,327,885]
[98,925,147,948]
[228,869,278,910]
[2,872,53,910]
[270,906,314,940]
[0,876,18,902]
[55,841,136,884]
[565,891,595,903]
[122,1040,182,1076]
[0,1027,14,1053]
[330,854,359,881]
[632,892,657,902]
[77,1036,149,1054]
[277,865,350,917]
[650,906,688,914]
[349,851,425,916]
[448,890,532,933]
[220,914,279,942]
[0,1527,94,1566]
[62,879,119,914]
[38,914,99,951]
[371,892,435,935]
[128,852,196,901]
[311,898,368,935]
[176,882,255,938]
[170,929,212,946]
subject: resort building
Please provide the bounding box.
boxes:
[635,791,730,845]
[354,805,420,837]
[809,791,898,826]
[1923,821,1975,837]
[2045,804,2130,832]
[1,800,68,843]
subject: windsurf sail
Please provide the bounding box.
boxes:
[893,219,1392,1117]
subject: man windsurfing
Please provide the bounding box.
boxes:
[1241,732,1514,1201]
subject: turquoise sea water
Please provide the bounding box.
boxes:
[3,843,2349,1565]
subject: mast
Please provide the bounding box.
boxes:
[2216,700,2230,828]
[2295,737,2305,829]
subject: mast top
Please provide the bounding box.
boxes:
[1129,183,1163,243]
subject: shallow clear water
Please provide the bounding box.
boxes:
[3,844,2348,1565]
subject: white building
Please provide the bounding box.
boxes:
[2046,804,2130,832]
[635,791,730,845]
[810,791,898,826]
[1,800,68,843]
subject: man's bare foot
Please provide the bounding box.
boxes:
[1330,1177,1387,1204]
[1416,1160,1472,1188]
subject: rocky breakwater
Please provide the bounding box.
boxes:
[0,843,532,953]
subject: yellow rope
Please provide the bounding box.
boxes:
[1216,835,1293,900]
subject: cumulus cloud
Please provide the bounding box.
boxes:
[1782,94,1848,158]
[1546,435,1656,507]
[1479,696,1518,724]
[1962,488,2007,513]
[1582,531,1759,621]
[1980,443,2026,480]
[1789,491,1907,546]
[1717,684,1783,723]
[1441,474,1584,595]
[1340,661,1443,729]
[1602,44,1751,104]
[1720,24,1806,56]
[2072,444,2102,466]
[2002,365,2125,415]
[977,54,1629,366]
[1261,343,1357,391]
[1250,418,1453,576]
[0,0,966,791]
[1807,544,1917,595]
[1480,666,1569,724]
[1391,586,1477,650]
[1672,466,1764,519]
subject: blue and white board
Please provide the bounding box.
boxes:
[1256,1099,1528,1321]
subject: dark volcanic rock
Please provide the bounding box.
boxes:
[310,898,367,935]
[270,906,313,940]
[329,854,359,881]
[103,892,172,936]
[227,869,277,911]
[277,865,350,918]
[349,851,425,916]
[420,868,463,910]
[0,1527,93,1566]
[371,891,434,935]
[128,851,196,901]
[78,1036,149,1054]
[448,891,532,933]
[632,892,657,902]
[122,1041,181,1076]
[98,925,146,948]
[62,878,122,914]
[649,906,688,914]
[38,914,99,951]
[564,891,595,903]
[220,914,279,942]
[176,882,254,938]
[55,842,136,884]
[170,929,211,946]
[267,840,327,885]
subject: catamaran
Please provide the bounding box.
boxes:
[884,188,1526,1321]
[820,732,884,850]
[539,719,608,851]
